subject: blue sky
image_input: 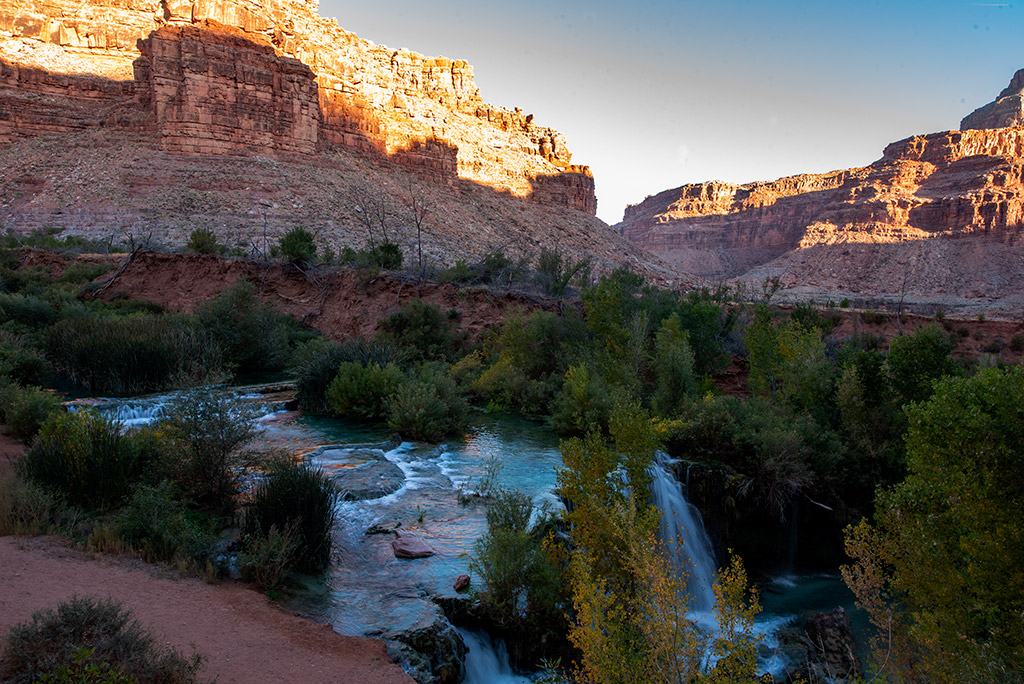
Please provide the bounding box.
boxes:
[319,0,1023,223]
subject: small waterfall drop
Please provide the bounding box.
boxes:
[648,451,718,613]
[457,629,527,684]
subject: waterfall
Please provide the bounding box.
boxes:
[648,451,718,613]
[456,629,526,684]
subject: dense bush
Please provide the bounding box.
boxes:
[115,481,218,565]
[0,337,52,386]
[0,382,63,443]
[193,278,298,374]
[381,299,462,363]
[437,251,524,286]
[0,292,56,328]
[20,411,141,510]
[279,227,317,266]
[185,227,221,255]
[1,596,203,684]
[471,489,562,625]
[291,338,407,413]
[650,313,696,418]
[326,361,404,420]
[386,364,467,442]
[535,248,591,296]
[157,390,258,514]
[242,459,338,574]
[339,241,403,270]
[48,313,222,395]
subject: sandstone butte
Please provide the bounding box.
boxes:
[617,69,1024,315]
[0,0,680,284]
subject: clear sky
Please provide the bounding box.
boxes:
[318,0,1024,224]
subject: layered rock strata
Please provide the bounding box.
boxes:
[961,69,1024,130]
[0,0,595,213]
[618,85,1024,311]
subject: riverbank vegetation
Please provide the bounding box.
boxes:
[0,236,1021,681]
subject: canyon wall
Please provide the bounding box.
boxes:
[617,73,1024,311]
[0,0,595,213]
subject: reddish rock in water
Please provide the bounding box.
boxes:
[453,575,470,592]
[392,532,434,560]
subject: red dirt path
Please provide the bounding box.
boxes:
[0,536,413,683]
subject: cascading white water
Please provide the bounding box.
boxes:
[648,450,718,613]
[456,628,528,684]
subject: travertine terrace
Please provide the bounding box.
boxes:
[617,72,1024,313]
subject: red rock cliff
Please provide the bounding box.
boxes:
[616,78,1024,311]
[0,0,595,214]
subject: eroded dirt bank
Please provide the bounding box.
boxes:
[0,536,413,684]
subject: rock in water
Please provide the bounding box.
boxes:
[453,574,470,592]
[804,606,862,679]
[392,532,435,559]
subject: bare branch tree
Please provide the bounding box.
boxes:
[406,183,430,281]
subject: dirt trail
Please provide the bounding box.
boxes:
[0,536,413,683]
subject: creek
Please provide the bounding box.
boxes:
[88,386,865,682]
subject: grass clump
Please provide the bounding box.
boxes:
[1,596,203,684]
[242,459,337,578]
[0,473,66,536]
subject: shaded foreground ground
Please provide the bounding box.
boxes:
[0,534,413,683]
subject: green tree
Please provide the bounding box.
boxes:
[842,366,1024,681]
[185,228,220,255]
[651,313,696,418]
[885,325,958,405]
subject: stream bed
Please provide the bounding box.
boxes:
[89,387,866,682]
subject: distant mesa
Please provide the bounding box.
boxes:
[617,68,1024,314]
[961,68,1024,131]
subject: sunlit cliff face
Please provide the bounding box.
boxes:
[0,0,595,213]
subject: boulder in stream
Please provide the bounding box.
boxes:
[322,448,405,501]
[453,574,470,592]
[392,531,435,559]
[376,600,466,684]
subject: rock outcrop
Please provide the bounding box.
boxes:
[962,69,1024,130]
[0,0,594,212]
[618,76,1024,313]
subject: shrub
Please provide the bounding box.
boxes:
[279,227,317,266]
[242,459,337,574]
[0,473,65,536]
[158,390,258,514]
[239,522,300,591]
[292,338,408,413]
[386,364,467,442]
[0,338,52,386]
[862,309,887,325]
[470,489,562,627]
[326,361,404,420]
[1,596,203,684]
[535,248,590,296]
[0,292,56,328]
[0,383,63,443]
[57,262,114,285]
[381,299,461,363]
[115,481,218,565]
[193,278,296,374]
[185,227,221,255]
[48,314,222,395]
[20,411,140,510]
